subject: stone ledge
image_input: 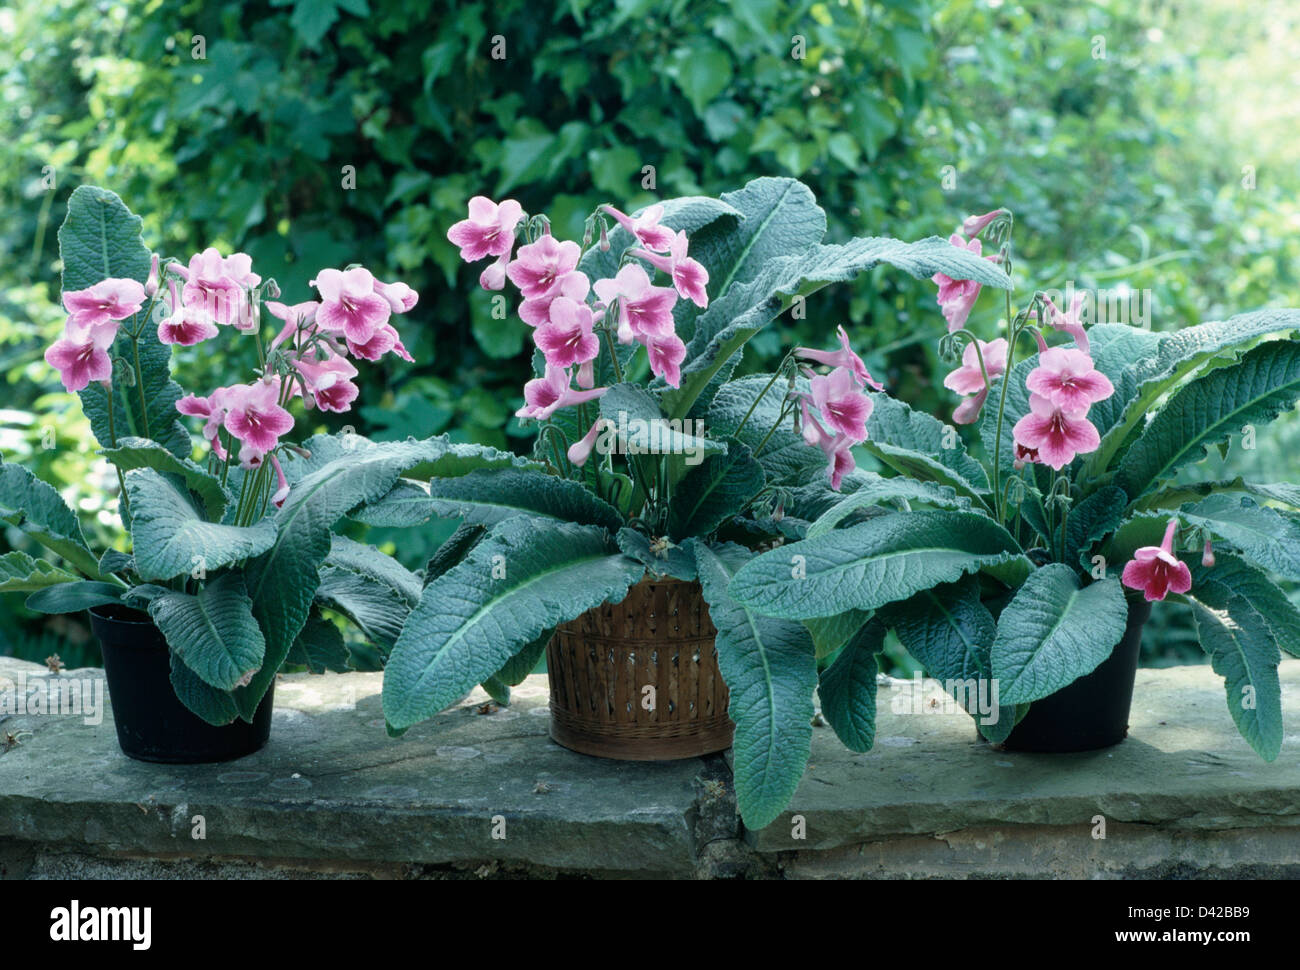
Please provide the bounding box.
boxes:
[2,657,1299,879]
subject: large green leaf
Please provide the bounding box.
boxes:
[25,580,123,614]
[170,650,240,726]
[315,565,408,648]
[691,540,817,830]
[234,436,446,720]
[0,463,102,579]
[1061,485,1128,564]
[1115,339,1300,500]
[148,572,266,691]
[288,608,351,673]
[1186,554,1300,659]
[989,565,1129,705]
[324,534,423,606]
[1136,477,1300,512]
[816,620,884,752]
[58,186,190,457]
[1190,597,1283,761]
[728,510,1027,620]
[866,393,990,495]
[1177,494,1300,581]
[423,523,487,584]
[881,576,1017,743]
[807,471,969,538]
[665,442,764,540]
[359,467,623,531]
[0,551,80,593]
[616,527,697,581]
[382,519,644,731]
[804,608,872,660]
[126,468,277,582]
[101,437,230,520]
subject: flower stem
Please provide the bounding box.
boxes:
[734,355,792,440]
[106,393,130,521]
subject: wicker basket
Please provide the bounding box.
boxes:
[546,576,734,761]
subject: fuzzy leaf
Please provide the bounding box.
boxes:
[148,572,266,691]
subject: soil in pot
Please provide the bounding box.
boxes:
[545,577,734,761]
[91,603,274,764]
[1000,597,1153,753]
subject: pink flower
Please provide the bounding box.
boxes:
[181,248,249,328]
[177,388,233,460]
[630,230,709,308]
[1011,393,1100,470]
[345,322,411,362]
[145,254,161,297]
[269,453,290,509]
[1013,443,1039,470]
[1041,293,1091,353]
[1202,539,1216,568]
[960,209,1005,239]
[266,300,321,350]
[568,419,611,467]
[518,271,590,327]
[374,279,419,314]
[293,354,360,413]
[800,401,856,490]
[157,280,219,346]
[592,264,677,343]
[1024,346,1114,412]
[447,197,524,262]
[312,267,392,344]
[506,235,582,301]
[516,365,608,421]
[535,296,600,368]
[943,337,1007,425]
[931,235,985,332]
[795,326,884,391]
[223,379,295,466]
[479,256,509,291]
[221,252,261,288]
[1121,518,1193,602]
[645,333,687,388]
[44,320,118,392]
[809,367,873,443]
[62,278,147,328]
[601,204,675,253]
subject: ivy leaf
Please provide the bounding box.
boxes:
[148,572,266,692]
[990,565,1129,705]
[691,539,817,830]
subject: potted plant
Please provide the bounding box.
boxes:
[370,176,1010,828]
[727,209,1300,768]
[1,185,452,763]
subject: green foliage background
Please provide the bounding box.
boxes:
[3,0,1299,666]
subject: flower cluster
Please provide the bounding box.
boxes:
[447,197,709,422]
[50,250,417,507]
[794,326,883,490]
[930,210,1004,332]
[1011,338,1114,470]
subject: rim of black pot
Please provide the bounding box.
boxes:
[89,601,154,624]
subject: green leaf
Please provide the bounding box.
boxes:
[382,519,644,731]
[729,510,1027,620]
[989,565,1129,705]
[315,564,408,648]
[1177,494,1300,581]
[1062,485,1128,564]
[0,463,102,578]
[170,650,240,726]
[324,534,423,606]
[0,550,80,593]
[1187,554,1300,659]
[148,572,266,691]
[671,40,733,114]
[288,609,351,673]
[666,442,764,540]
[235,436,448,721]
[816,620,884,751]
[362,467,623,531]
[25,580,123,614]
[493,631,551,686]
[691,540,817,830]
[424,523,487,585]
[101,437,230,520]
[1136,477,1300,512]
[804,608,872,660]
[881,576,1016,743]
[615,527,695,581]
[58,186,190,457]
[866,393,990,495]
[599,383,727,488]
[1115,339,1300,500]
[807,471,969,538]
[706,374,825,486]
[1190,597,1283,761]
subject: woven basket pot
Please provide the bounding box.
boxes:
[545,576,734,761]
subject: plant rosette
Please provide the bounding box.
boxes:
[725,208,1300,772]
[1,186,464,752]
[372,176,1011,829]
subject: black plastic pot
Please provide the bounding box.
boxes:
[90,603,273,764]
[1000,597,1153,753]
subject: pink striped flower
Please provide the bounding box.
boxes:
[181,248,250,328]
[62,278,147,329]
[800,400,856,491]
[1011,393,1100,470]
[960,209,1005,239]
[506,235,583,301]
[932,235,986,332]
[157,280,219,346]
[535,296,600,369]
[518,271,590,327]
[1041,293,1091,353]
[44,318,118,392]
[1121,519,1193,602]
[1025,346,1114,412]
[176,388,234,460]
[809,367,873,443]
[516,365,608,421]
[943,337,1007,425]
[293,354,360,413]
[374,279,419,314]
[795,326,884,390]
[223,378,294,467]
[592,264,677,343]
[447,197,524,262]
[266,300,321,350]
[645,332,688,388]
[312,267,392,345]
[568,419,612,467]
[601,203,675,253]
[630,230,709,308]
